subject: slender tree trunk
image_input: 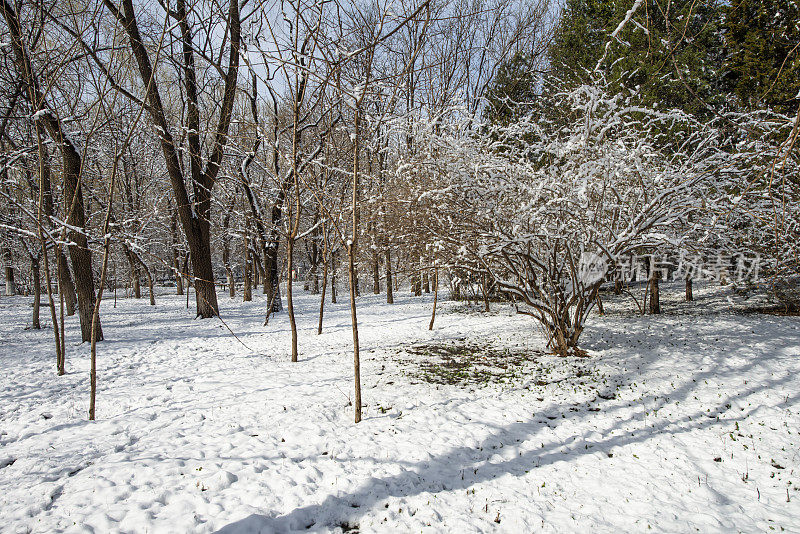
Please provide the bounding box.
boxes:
[31,256,41,329]
[481,272,490,312]
[222,203,235,298]
[227,269,235,297]
[2,246,16,296]
[268,252,272,300]
[287,236,298,362]
[243,233,252,302]
[175,253,184,295]
[318,258,328,335]
[348,242,361,423]
[311,236,320,295]
[412,254,421,296]
[685,277,693,301]
[90,138,119,421]
[385,247,393,304]
[331,251,337,304]
[350,105,363,424]
[372,253,380,294]
[58,275,65,369]
[171,206,183,296]
[33,129,63,372]
[183,253,191,287]
[429,267,438,330]
[141,257,155,306]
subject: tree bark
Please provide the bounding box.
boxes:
[649,271,661,314]
[385,247,393,304]
[372,253,380,294]
[125,248,141,299]
[31,255,41,329]
[287,236,298,362]
[481,272,490,312]
[429,267,438,330]
[331,250,337,304]
[2,246,16,296]
[685,277,693,301]
[170,205,184,296]
[318,256,328,335]
[243,232,252,302]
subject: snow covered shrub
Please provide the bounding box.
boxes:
[410,84,726,355]
[719,110,800,286]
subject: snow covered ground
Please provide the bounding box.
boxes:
[1,282,799,533]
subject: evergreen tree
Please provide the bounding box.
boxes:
[484,51,541,125]
[547,0,727,119]
[724,0,800,114]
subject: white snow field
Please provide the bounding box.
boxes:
[1,283,799,533]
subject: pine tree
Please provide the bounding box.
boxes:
[484,52,541,125]
[547,0,727,119]
[724,0,800,114]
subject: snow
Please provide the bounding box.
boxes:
[1,283,799,532]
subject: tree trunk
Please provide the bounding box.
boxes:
[310,236,320,294]
[350,104,363,424]
[331,251,338,304]
[226,269,235,297]
[385,247,394,304]
[222,203,235,298]
[429,267,438,330]
[182,253,191,287]
[287,236,298,362]
[372,253,380,294]
[318,258,328,335]
[126,248,141,299]
[4,266,15,296]
[265,249,282,312]
[142,258,155,306]
[31,256,41,329]
[348,241,361,423]
[189,231,219,317]
[411,255,421,296]
[481,272,490,312]
[64,156,102,342]
[243,233,252,302]
[685,277,693,301]
[2,245,16,296]
[253,254,260,288]
[649,272,661,314]
[56,251,78,317]
[171,207,184,295]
